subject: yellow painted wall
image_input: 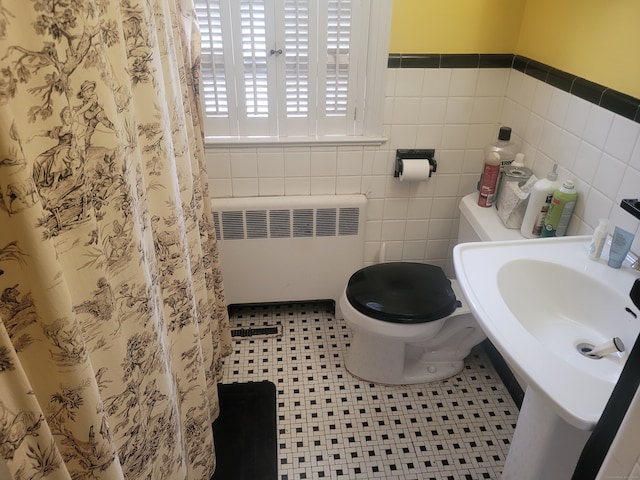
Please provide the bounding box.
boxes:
[390,0,640,98]
[517,0,640,98]
[390,0,525,54]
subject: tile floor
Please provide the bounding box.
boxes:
[222,302,519,480]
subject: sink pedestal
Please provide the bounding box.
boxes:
[503,387,591,480]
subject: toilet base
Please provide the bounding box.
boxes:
[344,329,470,384]
[340,280,486,385]
[346,355,464,385]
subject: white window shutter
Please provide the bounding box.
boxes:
[195,0,390,140]
[316,0,359,136]
[195,0,238,136]
[325,0,351,118]
[230,0,278,136]
[275,0,317,137]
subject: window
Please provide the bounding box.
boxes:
[195,0,391,143]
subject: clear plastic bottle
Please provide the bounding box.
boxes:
[540,180,577,237]
[489,126,518,165]
[519,165,559,238]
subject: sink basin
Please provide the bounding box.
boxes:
[498,259,635,384]
[454,235,640,430]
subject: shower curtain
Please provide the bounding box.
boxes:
[0,0,231,479]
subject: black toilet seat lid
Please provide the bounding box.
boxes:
[345,262,458,324]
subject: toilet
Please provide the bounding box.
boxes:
[340,192,524,384]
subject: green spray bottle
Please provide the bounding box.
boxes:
[540,180,577,237]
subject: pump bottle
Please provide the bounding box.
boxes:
[520,164,559,238]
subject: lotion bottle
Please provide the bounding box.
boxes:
[588,218,609,260]
[477,150,501,207]
[477,126,517,206]
[520,164,559,238]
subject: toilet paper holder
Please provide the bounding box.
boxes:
[394,149,437,178]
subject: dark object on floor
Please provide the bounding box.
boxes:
[211,381,277,480]
[230,325,282,340]
[481,339,524,408]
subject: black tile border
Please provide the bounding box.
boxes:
[388,53,640,123]
[572,77,606,105]
[440,53,480,68]
[546,67,574,93]
[388,53,512,69]
[478,54,514,69]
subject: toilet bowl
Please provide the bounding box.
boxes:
[340,262,486,384]
[340,192,525,385]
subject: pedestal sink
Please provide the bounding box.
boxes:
[453,235,640,479]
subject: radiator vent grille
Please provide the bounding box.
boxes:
[213,211,221,240]
[339,207,359,236]
[221,211,244,240]
[293,209,313,237]
[214,206,360,241]
[269,210,290,238]
[246,210,267,239]
[316,208,336,237]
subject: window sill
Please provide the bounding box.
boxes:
[204,136,388,149]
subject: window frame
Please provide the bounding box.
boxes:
[195,0,391,147]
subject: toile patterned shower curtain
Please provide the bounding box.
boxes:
[0,0,232,479]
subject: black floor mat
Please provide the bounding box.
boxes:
[211,381,277,480]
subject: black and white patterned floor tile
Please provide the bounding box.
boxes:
[223,302,518,480]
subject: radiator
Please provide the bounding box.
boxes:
[212,195,367,312]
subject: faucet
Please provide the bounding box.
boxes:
[586,337,625,358]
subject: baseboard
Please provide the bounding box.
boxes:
[481,339,524,409]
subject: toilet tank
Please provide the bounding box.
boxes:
[458,192,525,243]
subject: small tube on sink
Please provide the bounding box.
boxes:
[588,337,625,358]
[608,226,635,269]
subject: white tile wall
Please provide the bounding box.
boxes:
[503,70,640,254]
[206,67,640,276]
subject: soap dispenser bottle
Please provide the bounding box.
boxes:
[520,164,560,238]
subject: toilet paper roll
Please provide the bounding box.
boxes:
[399,159,432,181]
